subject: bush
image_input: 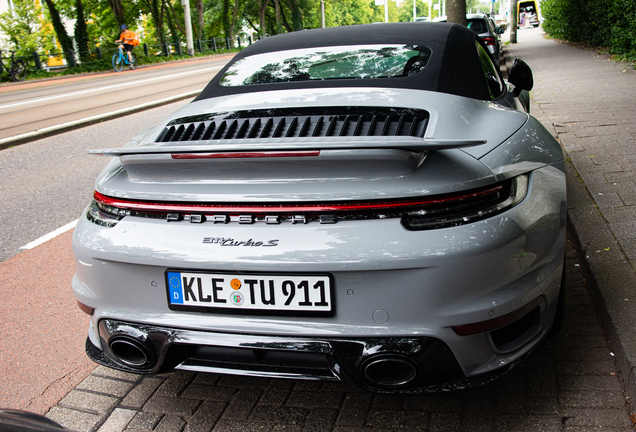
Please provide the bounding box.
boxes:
[542,0,636,61]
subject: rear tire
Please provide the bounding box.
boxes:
[130,53,137,69]
[10,60,26,82]
[112,53,123,72]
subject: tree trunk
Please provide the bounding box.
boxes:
[106,0,125,25]
[446,0,467,26]
[258,0,270,36]
[74,0,89,60]
[196,0,204,40]
[289,0,302,31]
[43,0,75,66]
[223,0,233,47]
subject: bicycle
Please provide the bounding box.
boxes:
[0,50,27,82]
[112,44,137,72]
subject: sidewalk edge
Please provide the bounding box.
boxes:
[0,91,199,151]
[565,159,636,402]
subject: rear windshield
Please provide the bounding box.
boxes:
[220,44,432,86]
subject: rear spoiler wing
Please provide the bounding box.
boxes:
[88,137,487,157]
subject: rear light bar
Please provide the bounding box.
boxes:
[86,174,528,230]
[482,37,496,46]
[92,186,504,214]
[172,151,321,159]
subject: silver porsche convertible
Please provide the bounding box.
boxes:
[72,22,566,393]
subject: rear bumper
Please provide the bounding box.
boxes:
[86,319,535,393]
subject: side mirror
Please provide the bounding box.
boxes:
[508,58,534,94]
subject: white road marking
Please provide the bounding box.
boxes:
[21,219,78,250]
[0,65,221,110]
[0,89,201,146]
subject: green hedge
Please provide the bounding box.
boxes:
[541,0,636,61]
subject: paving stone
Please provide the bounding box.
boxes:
[525,398,560,415]
[335,393,373,427]
[563,408,634,428]
[184,400,228,432]
[559,375,623,392]
[556,360,619,376]
[155,371,197,397]
[143,395,201,416]
[364,410,430,431]
[247,406,308,424]
[46,406,102,432]
[222,388,262,421]
[302,408,338,432]
[402,394,464,412]
[125,412,163,431]
[259,379,295,407]
[97,408,137,432]
[428,412,462,431]
[212,421,272,431]
[77,375,135,397]
[285,391,345,409]
[121,378,163,408]
[218,375,270,389]
[58,389,118,415]
[493,415,565,432]
[93,366,144,383]
[559,390,627,409]
[181,383,238,401]
[192,374,222,385]
[154,414,186,432]
[370,394,403,411]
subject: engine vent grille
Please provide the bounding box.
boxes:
[157,107,429,143]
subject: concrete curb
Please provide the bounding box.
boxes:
[565,160,636,401]
[0,90,199,151]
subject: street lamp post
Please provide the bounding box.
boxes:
[321,0,325,27]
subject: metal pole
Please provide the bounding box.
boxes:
[181,0,195,56]
[510,0,518,43]
[385,0,388,23]
[413,0,416,21]
[321,0,325,28]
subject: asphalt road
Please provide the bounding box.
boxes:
[0,55,232,145]
[0,100,190,263]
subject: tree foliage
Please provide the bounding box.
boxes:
[542,0,636,60]
[0,0,55,55]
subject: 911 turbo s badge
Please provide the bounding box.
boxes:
[203,237,279,247]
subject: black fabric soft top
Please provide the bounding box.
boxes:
[195,22,492,102]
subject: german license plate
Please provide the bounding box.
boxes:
[166,271,333,316]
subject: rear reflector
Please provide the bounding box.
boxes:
[452,296,543,336]
[77,301,94,315]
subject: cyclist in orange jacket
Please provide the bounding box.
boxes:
[115,24,135,69]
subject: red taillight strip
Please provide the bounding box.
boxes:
[94,185,503,214]
[171,151,321,159]
[452,296,544,336]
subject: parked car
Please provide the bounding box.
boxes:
[518,0,540,27]
[433,14,505,66]
[73,22,566,393]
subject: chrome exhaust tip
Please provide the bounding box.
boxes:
[108,336,155,369]
[361,354,419,387]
